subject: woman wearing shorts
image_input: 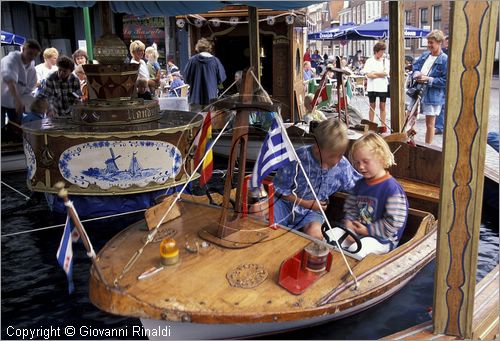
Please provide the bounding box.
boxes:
[410,30,448,145]
[362,42,389,133]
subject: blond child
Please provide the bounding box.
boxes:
[22,98,48,124]
[328,132,408,258]
[303,93,327,124]
[273,119,361,240]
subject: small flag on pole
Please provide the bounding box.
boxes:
[193,112,213,187]
[251,117,297,190]
[311,72,329,108]
[56,215,80,294]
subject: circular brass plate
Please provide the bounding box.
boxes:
[226,263,268,289]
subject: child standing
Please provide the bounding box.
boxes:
[273,119,361,240]
[136,78,153,100]
[338,132,408,258]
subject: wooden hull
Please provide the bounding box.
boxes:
[89,197,437,339]
[140,273,416,339]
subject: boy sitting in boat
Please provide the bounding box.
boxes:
[273,119,361,240]
[335,132,408,258]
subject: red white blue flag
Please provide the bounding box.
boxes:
[56,215,80,294]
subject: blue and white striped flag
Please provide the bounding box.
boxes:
[56,215,80,294]
[251,117,297,189]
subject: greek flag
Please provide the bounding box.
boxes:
[251,117,297,189]
[56,216,80,294]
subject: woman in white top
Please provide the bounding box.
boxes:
[362,41,389,132]
[129,40,150,80]
[35,47,58,89]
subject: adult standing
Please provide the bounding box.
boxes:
[311,49,322,70]
[303,48,311,62]
[434,35,449,135]
[362,41,389,132]
[351,50,362,70]
[184,38,226,111]
[129,40,149,80]
[72,49,88,66]
[35,47,58,89]
[38,55,81,117]
[411,30,448,144]
[1,39,41,141]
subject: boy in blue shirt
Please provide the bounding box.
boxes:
[273,119,361,240]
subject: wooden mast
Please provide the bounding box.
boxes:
[433,1,499,338]
[388,2,405,133]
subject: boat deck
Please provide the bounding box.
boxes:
[90,196,436,325]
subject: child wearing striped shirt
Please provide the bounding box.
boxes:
[341,132,408,258]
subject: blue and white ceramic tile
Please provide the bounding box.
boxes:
[59,140,183,189]
[24,139,36,180]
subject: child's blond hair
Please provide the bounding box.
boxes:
[349,132,395,169]
[43,47,59,59]
[30,98,49,114]
[145,46,159,63]
[313,119,348,154]
[304,93,315,111]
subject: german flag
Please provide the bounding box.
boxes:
[193,112,213,187]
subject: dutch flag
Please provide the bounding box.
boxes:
[251,117,297,190]
[56,216,80,294]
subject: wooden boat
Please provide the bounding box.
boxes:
[89,71,440,339]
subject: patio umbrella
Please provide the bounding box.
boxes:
[307,22,356,40]
[1,30,26,46]
[333,17,430,40]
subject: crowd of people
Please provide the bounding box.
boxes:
[302,29,449,144]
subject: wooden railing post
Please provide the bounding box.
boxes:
[433,1,499,338]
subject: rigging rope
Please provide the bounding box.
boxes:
[113,111,236,286]
[1,208,146,238]
[1,181,31,201]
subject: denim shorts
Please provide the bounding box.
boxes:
[273,198,325,230]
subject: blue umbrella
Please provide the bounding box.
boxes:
[333,17,430,40]
[308,22,356,40]
[1,31,26,46]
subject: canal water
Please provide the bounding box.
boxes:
[1,170,498,340]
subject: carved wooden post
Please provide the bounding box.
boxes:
[388,2,405,133]
[433,1,499,338]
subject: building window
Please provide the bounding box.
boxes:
[420,8,429,48]
[433,5,441,30]
[405,10,411,25]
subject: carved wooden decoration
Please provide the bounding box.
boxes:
[433,1,499,338]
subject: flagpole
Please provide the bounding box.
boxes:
[55,182,107,287]
[274,115,359,288]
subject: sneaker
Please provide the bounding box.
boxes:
[435,128,443,135]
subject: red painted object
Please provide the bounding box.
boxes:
[278,248,333,295]
[242,175,276,229]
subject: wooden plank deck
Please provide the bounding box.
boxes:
[381,264,499,340]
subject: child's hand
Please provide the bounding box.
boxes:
[351,221,369,236]
[301,199,327,211]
